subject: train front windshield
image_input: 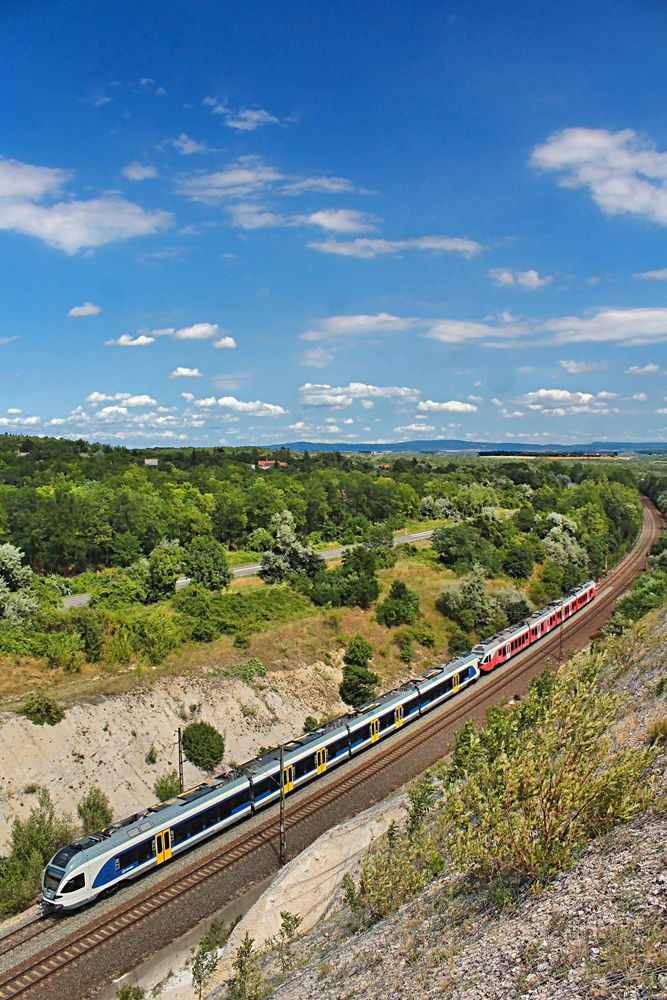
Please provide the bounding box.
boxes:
[43,868,62,892]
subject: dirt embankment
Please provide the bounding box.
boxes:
[0,657,347,852]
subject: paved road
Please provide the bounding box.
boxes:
[61,528,436,607]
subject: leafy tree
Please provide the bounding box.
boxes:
[344,632,374,668]
[259,512,323,583]
[146,543,182,602]
[492,586,533,626]
[224,932,264,1000]
[182,721,225,772]
[0,543,36,625]
[183,535,232,591]
[308,545,380,609]
[376,580,420,627]
[431,524,501,576]
[77,786,113,835]
[154,769,181,801]
[273,910,302,973]
[340,638,381,707]
[502,544,534,580]
[191,943,219,1000]
[68,607,105,662]
[436,565,503,638]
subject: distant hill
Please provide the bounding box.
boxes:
[270,438,667,454]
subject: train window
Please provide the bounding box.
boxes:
[44,869,62,892]
[351,724,370,745]
[295,756,314,779]
[380,712,394,731]
[252,777,276,801]
[137,839,153,864]
[328,736,349,758]
[231,790,251,813]
[61,873,85,893]
[172,822,188,846]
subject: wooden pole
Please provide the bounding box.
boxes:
[279,743,286,866]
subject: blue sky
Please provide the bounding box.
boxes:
[2,0,667,447]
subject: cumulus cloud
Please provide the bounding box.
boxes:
[417,399,478,413]
[105,333,155,346]
[515,388,617,416]
[532,127,667,225]
[300,347,334,368]
[308,234,482,258]
[632,392,648,401]
[85,391,157,406]
[302,209,376,234]
[213,335,237,349]
[181,393,217,407]
[217,396,287,417]
[488,268,553,289]
[169,367,203,378]
[68,302,101,317]
[173,322,221,341]
[539,308,667,345]
[203,98,279,131]
[302,313,417,341]
[634,268,667,280]
[121,162,157,181]
[299,382,420,408]
[625,363,661,375]
[394,423,436,433]
[558,359,608,374]
[172,134,212,155]
[0,156,172,253]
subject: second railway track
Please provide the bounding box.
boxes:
[0,497,662,1000]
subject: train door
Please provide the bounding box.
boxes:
[394,705,404,729]
[315,748,327,774]
[452,672,460,694]
[155,829,172,864]
[505,643,511,659]
[370,719,380,743]
[283,764,295,793]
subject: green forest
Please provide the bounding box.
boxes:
[0,433,644,682]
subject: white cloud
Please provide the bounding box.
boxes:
[217,396,287,417]
[203,98,279,131]
[178,157,284,203]
[0,335,18,345]
[0,414,40,426]
[558,359,608,374]
[281,176,355,195]
[172,134,211,155]
[299,382,420,408]
[634,268,667,280]
[302,312,417,341]
[625,363,661,375]
[121,162,157,181]
[86,391,157,406]
[488,267,553,289]
[226,202,284,229]
[300,347,334,368]
[181,393,217,407]
[213,336,237,349]
[169,367,203,378]
[417,399,478,413]
[540,308,667,345]
[308,234,482,258]
[173,322,221,340]
[303,210,376,234]
[515,388,616,416]
[7,408,21,414]
[361,400,374,409]
[394,423,436,433]
[632,392,648,401]
[532,127,667,226]
[0,157,171,252]
[425,318,526,344]
[105,333,155,346]
[68,302,101,317]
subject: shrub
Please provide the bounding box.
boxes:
[68,607,105,662]
[154,769,181,801]
[344,633,373,668]
[115,987,145,1000]
[77,786,113,835]
[648,718,667,745]
[502,545,535,580]
[90,572,147,610]
[224,932,264,1000]
[408,623,436,647]
[134,606,183,665]
[145,744,157,765]
[146,544,182,603]
[376,580,420,627]
[182,721,225,772]
[0,789,77,915]
[45,631,84,672]
[448,629,472,656]
[226,657,267,683]
[431,524,501,575]
[303,715,318,732]
[19,693,64,726]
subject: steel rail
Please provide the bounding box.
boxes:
[0,498,661,1000]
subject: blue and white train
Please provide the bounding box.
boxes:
[41,579,596,913]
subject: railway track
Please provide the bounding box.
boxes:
[0,498,661,1000]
